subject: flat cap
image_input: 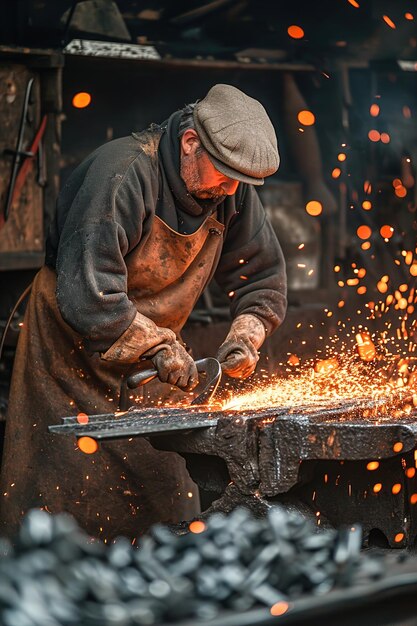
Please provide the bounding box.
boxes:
[193,84,279,186]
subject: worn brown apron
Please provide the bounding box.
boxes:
[0,213,224,540]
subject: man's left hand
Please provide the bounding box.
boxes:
[216,314,266,379]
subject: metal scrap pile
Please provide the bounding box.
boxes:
[0,507,389,626]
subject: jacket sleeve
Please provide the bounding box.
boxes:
[215,185,287,336]
[55,154,174,358]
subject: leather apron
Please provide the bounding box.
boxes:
[0,212,224,541]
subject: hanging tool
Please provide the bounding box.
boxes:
[2,78,47,224]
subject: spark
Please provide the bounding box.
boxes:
[368,129,380,142]
[270,602,289,617]
[382,15,396,29]
[189,520,206,534]
[287,25,304,39]
[305,200,323,216]
[298,110,315,125]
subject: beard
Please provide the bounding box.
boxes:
[193,187,226,201]
[180,153,226,202]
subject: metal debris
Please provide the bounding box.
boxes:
[0,507,391,625]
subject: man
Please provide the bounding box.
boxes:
[0,84,287,540]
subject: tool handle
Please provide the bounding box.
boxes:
[126,358,207,389]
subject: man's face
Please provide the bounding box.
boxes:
[180,130,239,201]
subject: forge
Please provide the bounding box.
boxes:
[50,390,417,549]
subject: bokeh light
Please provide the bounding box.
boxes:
[288,25,304,39]
[72,92,92,109]
[305,200,323,216]
[297,110,315,125]
[380,225,394,239]
[78,436,98,454]
[368,129,380,142]
[357,225,372,240]
[382,15,396,28]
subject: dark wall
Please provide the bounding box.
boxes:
[60,56,340,184]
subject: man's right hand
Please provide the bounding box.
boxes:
[151,342,199,391]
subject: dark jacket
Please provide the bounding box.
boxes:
[46,112,287,353]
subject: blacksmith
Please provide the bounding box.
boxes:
[0,84,287,540]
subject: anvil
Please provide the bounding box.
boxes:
[50,394,417,547]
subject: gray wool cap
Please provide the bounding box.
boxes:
[193,84,279,186]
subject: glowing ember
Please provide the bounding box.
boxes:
[356,333,376,361]
[222,351,412,413]
[288,25,304,39]
[270,601,289,616]
[78,437,98,454]
[76,413,89,425]
[357,225,372,240]
[288,354,300,366]
[298,110,315,125]
[305,200,322,216]
[368,129,380,142]
[189,520,206,534]
[72,92,92,108]
[314,358,339,375]
[382,15,396,29]
[380,225,394,239]
[395,185,407,198]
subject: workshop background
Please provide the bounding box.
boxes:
[1,1,415,419]
[1,3,417,626]
[0,1,415,431]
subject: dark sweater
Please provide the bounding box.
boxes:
[46,112,287,353]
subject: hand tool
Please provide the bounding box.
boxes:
[124,356,222,407]
[2,77,48,225]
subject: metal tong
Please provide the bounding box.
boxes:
[123,357,222,407]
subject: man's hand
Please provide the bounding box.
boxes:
[216,314,266,379]
[217,337,259,379]
[151,342,199,390]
